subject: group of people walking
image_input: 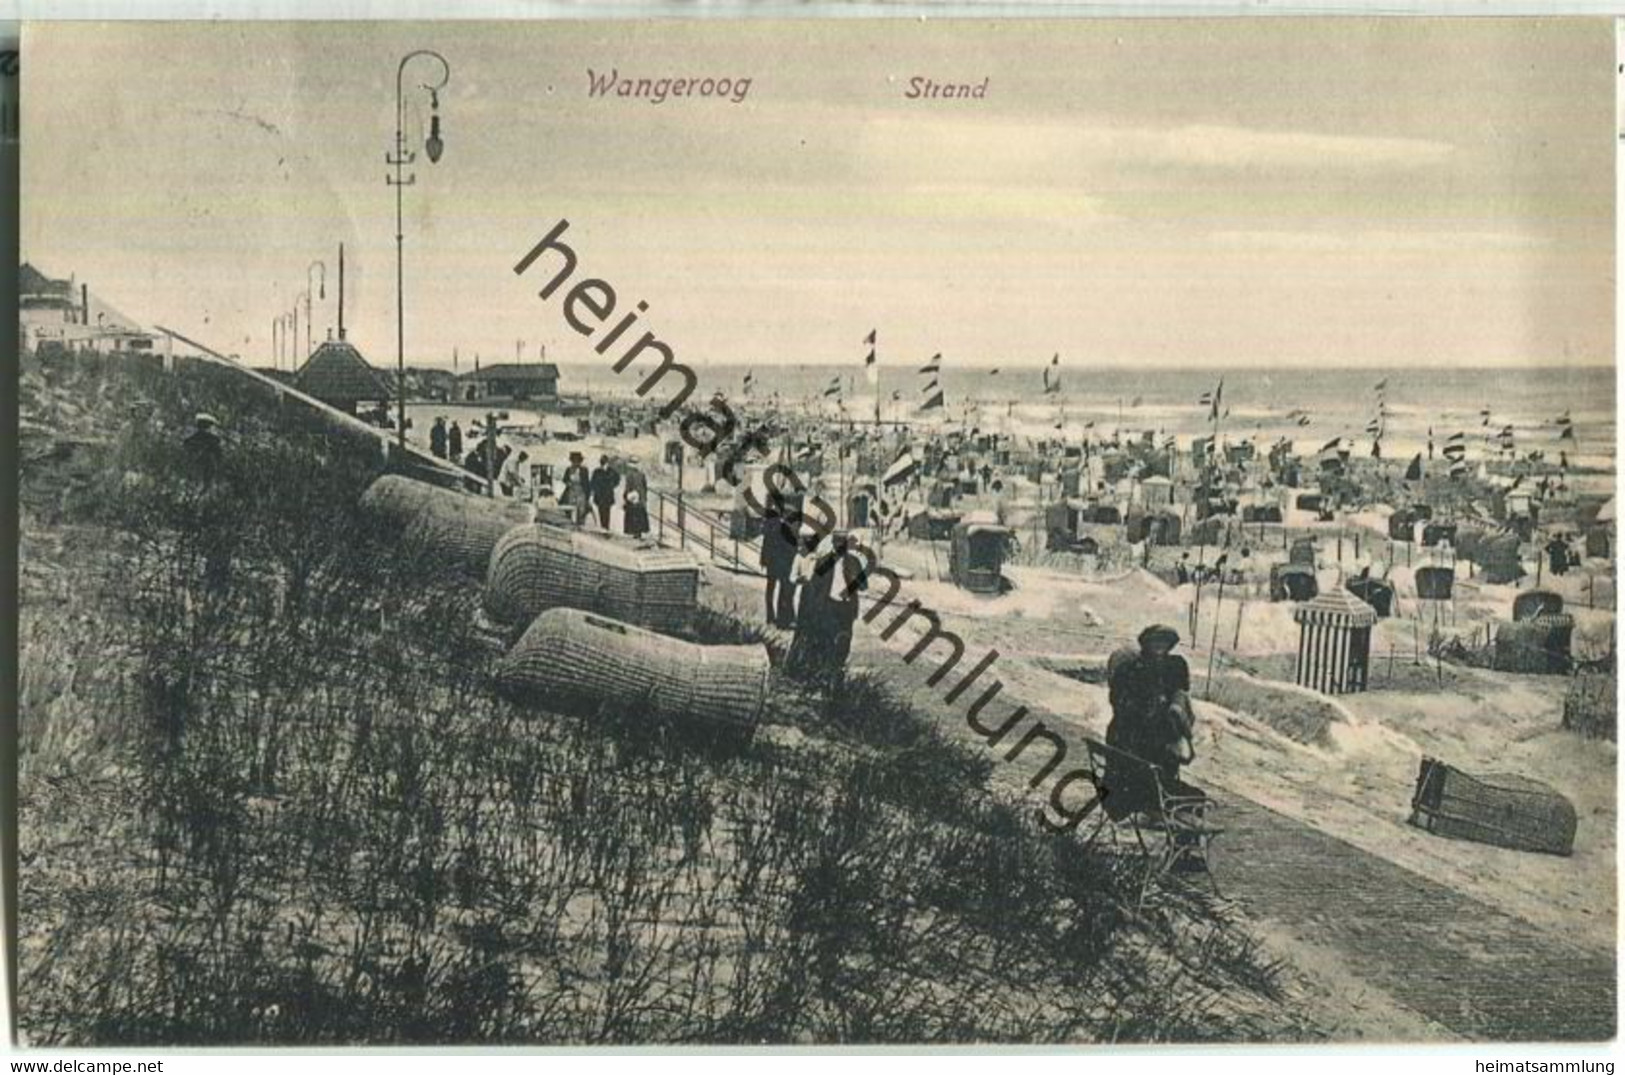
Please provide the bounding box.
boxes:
[426,416,650,538]
[557,450,649,537]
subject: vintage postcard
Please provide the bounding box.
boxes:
[16,18,1617,1046]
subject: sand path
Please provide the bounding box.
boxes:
[700,565,1616,1041]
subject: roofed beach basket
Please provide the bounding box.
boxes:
[1478,533,1526,585]
[1409,756,1577,856]
[360,474,532,575]
[496,608,769,745]
[1270,563,1318,602]
[1512,589,1564,622]
[1415,565,1455,600]
[1421,522,1457,549]
[1293,588,1377,694]
[1452,526,1486,562]
[485,523,700,632]
[1493,615,1575,675]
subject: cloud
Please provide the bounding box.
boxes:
[1209,229,1546,252]
[1141,125,1453,172]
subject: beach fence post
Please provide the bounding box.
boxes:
[1204,572,1227,698]
[678,449,687,549]
[485,412,497,499]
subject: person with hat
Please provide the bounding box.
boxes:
[786,530,868,688]
[590,454,621,530]
[621,461,650,538]
[183,412,224,476]
[757,489,802,628]
[430,416,449,460]
[1103,624,1199,818]
[181,413,235,593]
[561,451,591,525]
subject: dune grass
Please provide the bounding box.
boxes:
[18,352,1313,1045]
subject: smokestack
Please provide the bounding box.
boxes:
[81,283,88,326]
[337,242,346,341]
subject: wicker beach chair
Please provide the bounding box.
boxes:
[484,523,701,632]
[1409,756,1577,855]
[360,474,532,575]
[495,607,769,744]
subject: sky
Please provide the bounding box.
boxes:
[21,18,1616,372]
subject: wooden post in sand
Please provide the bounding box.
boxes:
[1205,571,1228,697]
[485,412,498,499]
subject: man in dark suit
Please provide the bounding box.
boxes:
[758,491,802,628]
[590,455,620,529]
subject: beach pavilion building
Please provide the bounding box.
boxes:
[296,336,392,416]
[455,362,560,405]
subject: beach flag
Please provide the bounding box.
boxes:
[1404,454,1423,481]
[1449,459,1469,479]
[1198,379,1224,420]
[824,376,842,399]
[882,448,918,488]
[919,353,941,376]
[864,330,879,387]
[1365,418,1382,435]
[1042,354,1061,396]
[920,386,945,412]
[1480,406,1492,427]
[742,369,755,396]
[1373,378,1388,393]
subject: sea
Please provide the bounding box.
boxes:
[408,362,1616,486]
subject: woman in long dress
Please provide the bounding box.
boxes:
[786,532,866,688]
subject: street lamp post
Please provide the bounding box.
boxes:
[292,294,308,369]
[388,48,451,452]
[305,260,327,361]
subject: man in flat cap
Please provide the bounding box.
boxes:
[183,413,224,477]
[1103,624,1198,819]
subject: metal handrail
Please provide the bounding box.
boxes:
[649,488,764,576]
